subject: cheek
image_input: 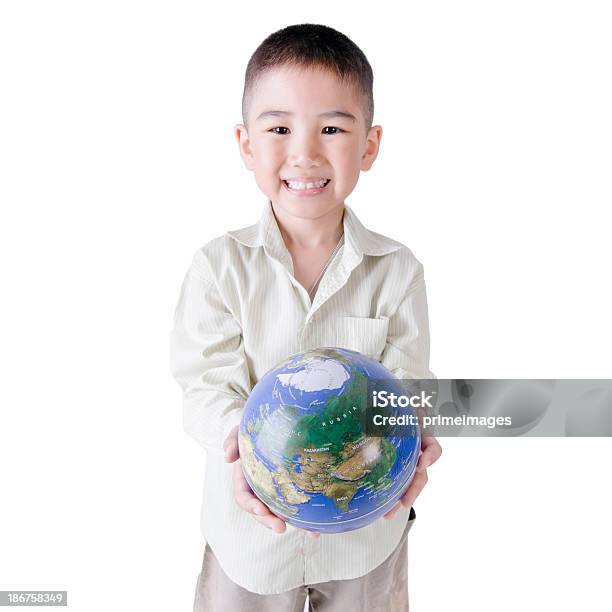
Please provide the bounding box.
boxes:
[251,143,285,193]
[253,138,284,159]
[333,142,363,181]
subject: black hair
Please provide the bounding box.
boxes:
[242,24,374,128]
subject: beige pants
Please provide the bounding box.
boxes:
[193,508,415,612]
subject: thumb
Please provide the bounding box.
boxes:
[224,426,240,462]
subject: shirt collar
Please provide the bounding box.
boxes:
[226,200,403,264]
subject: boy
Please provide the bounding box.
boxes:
[170,23,441,611]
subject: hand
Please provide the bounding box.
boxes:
[383,434,442,520]
[223,425,320,539]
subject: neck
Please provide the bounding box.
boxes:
[271,201,345,249]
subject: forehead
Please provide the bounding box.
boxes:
[249,65,364,120]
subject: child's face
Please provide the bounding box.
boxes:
[236,65,382,220]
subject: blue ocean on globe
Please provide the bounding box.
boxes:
[238,347,421,533]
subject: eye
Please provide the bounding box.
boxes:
[322,126,345,135]
[269,127,290,135]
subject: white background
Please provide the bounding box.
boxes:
[1,1,611,610]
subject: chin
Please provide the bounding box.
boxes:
[278,199,343,220]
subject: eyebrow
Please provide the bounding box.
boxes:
[256,110,357,122]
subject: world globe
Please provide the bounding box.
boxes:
[238,347,421,533]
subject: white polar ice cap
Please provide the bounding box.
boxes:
[277,358,350,392]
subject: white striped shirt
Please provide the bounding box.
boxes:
[169,199,434,594]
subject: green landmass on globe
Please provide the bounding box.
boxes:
[241,368,397,514]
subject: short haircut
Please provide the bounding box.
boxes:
[242,24,374,129]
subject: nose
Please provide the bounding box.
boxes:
[288,132,323,168]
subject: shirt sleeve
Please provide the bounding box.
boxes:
[169,249,252,454]
[380,260,436,380]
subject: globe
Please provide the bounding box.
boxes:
[238,347,421,533]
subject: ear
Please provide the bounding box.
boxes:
[235,124,255,171]
[361,125,383,171]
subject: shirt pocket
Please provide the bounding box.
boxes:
[324,316,390,360]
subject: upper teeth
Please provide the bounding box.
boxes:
[286,179,328,190]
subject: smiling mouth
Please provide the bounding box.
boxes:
[282,178,331,193]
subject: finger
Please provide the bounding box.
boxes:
[252,513,287,534]
[417,437,442,471]
[299,529,320,539]
[232,464,288,531]
[232,463,267,514]
[400,470,428,508]
[224,426,240,463]
[383,501,402,520]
